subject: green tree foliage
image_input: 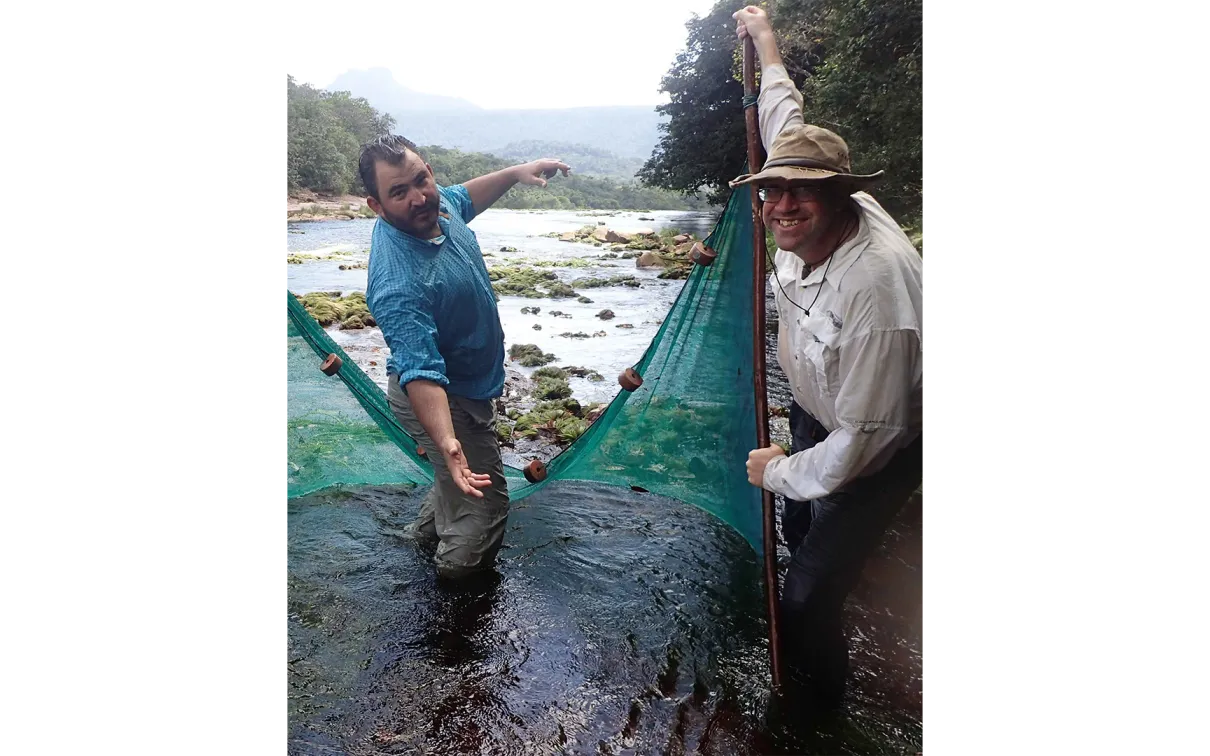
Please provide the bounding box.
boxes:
[490,141,646,180]
[641,0,922,225]
[287,76,395,195]
[288,78,712,210]
[789,0,922,224]
[422,145,713,211]
[638,3,749,206]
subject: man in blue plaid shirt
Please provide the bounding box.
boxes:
[360,134,570,580]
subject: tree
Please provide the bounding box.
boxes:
[638,2,749,205]
[287,76,395,195]
[287,77,711,210]
[794,0,922,224]
[639,0,922,225]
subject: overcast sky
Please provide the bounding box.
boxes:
[284,0,726,110]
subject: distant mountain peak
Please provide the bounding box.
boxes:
[328,68,482,113]
[318,71,665,161]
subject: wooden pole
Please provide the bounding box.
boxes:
[743,36,783,691]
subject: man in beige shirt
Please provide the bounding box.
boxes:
[733,6,923,712]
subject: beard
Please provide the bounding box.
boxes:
[380,195,441,238]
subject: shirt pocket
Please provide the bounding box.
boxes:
[800,315,842,399]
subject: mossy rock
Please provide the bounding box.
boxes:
[496,422,515,444]
[532,366,569,381]
[519,352,555,367]
[577,296,594,304]
[534,376,572,400]
[554,416,588,443]
[508,343,557,367]
[573,275,637,289]
[491,265,578,299]
[493,281,544,298]
[297,292,346,325]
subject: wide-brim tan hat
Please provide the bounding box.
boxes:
[729,123,884,194]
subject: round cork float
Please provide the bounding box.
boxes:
[524,459,548,483]
[618,367,643,392]
[320,353,343,376]
[690,242,718,267]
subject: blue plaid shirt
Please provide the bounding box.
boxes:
[366,184,505,400]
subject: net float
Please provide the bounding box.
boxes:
[524,459,548,483]
[320,353,343,376]
[618,367,643,392]
[690,242,718,267]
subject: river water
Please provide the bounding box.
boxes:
[288,209,716,403]
[286,209,922,754]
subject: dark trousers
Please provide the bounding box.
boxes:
[780,402,922,709]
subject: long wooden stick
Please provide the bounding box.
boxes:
[743,36,783,691]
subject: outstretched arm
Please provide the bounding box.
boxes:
[733,5,803,150]
[463,159,571,216]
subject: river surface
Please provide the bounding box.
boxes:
[288,209,715,404]
[286,208,922,754]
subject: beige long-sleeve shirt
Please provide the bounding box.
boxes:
[757,64,924,501]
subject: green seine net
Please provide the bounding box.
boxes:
[288,185,763,552]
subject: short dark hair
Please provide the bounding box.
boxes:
[358,135,424,201]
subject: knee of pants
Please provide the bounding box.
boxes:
[435,502,508,565]
[436,530,506,573]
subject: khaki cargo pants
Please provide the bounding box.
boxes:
[386,375,510,579]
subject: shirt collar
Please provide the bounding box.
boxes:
[797,209,870,290]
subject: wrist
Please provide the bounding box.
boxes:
[763,453,787,492]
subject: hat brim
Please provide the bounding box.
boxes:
[728,165,884,193]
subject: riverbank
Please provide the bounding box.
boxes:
[287,193,720,223]
[287,193,375,221]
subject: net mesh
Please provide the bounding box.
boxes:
[288,185,763,552]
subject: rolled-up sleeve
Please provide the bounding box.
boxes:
[367,275,448,388]
[758,64,804,153]
[763,327,920,500]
